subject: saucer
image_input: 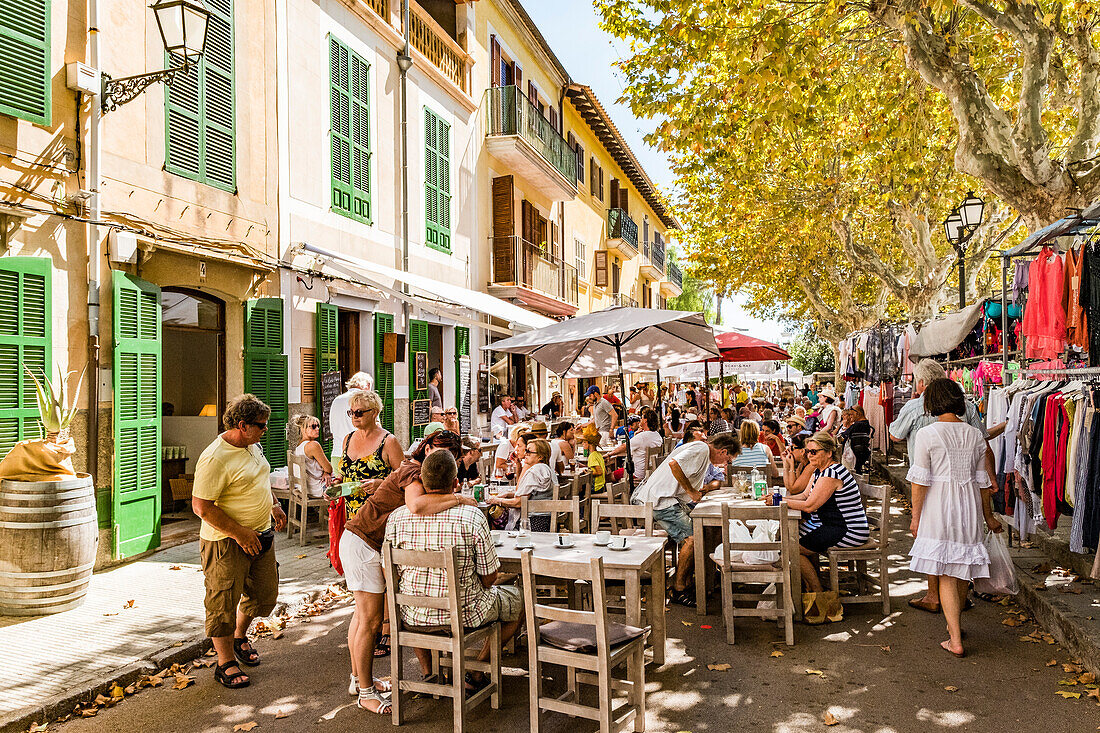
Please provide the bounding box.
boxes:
[553,539,575,549]
[592,539,610,546]
[608,543,630,551]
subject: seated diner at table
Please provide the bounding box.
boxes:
[608,410,664,482]
[729,421,775,469]
[764,431,869,624]
[579,424,607,494]
[485,437,555,531]
[780,433,814,494]
[493,423,527,480]
[457,436,481,484]
[550,421,575,475]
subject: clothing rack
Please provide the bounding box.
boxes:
[1020,365,1100,376]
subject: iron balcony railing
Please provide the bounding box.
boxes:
[666,261,683,290]
[485,85,577,184]
[610,293,638,308]
[641,239,666,271]
[607,208,638,251]
[490,235,578,306]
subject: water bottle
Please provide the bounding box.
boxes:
[461,480,472,499]
[751,468,766,499]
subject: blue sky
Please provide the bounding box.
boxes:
[523,0,788,342]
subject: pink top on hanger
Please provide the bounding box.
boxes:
[1020,247,1066,359]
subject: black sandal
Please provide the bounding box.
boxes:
[669,589,697,608]
[215,661,251,689]
[373,632,391,658]
[233,638,261,667]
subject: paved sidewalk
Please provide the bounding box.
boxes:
[0,535,337,726]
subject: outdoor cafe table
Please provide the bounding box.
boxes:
[690,491,802,619]
[494,532,667,665]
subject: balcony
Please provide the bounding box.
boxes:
[488,235,579,317]
[660,261,683,299]
[485,86,578,201]
[640,239,665,280]
[606,208,638,258]
[610,293,638,308]
[407,2,471,94]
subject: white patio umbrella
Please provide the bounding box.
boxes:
[484,307,719,489]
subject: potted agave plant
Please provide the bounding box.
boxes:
[0,366,97,616]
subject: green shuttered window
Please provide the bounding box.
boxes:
[0,257,51,459]
[112,272,162,559]
[244,298,288,468]
[424,108,451,252]
[0,0,50,125]
[165,0,235,191]
[374,313,394,434]
[330,36,371,224]
[315,303,337,455]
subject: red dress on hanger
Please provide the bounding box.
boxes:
[1020,247,1066,359]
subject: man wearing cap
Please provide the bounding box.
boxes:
[614,414,640,441]
[586,386,618,441]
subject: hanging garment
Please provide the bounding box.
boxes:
[1013,259,1031,305]
[1020,247,1067,360]
[1080,243,1100,367]
[1065,246,1089,350]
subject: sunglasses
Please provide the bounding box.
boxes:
[445,410,458,415]
[308,423,320,429]
[430,430,459,443]
[348,409,374,418]
[805,448,825,456]
[524,448,539,455]
[249,421,268,431]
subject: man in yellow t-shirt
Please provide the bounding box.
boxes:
[192,395,287,690]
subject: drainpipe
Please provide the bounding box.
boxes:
[86,0,102,485]
[397,0,413,334]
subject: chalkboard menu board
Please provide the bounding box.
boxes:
[412,398,432,426]
[414,351,428,391]
[477,368,490,414]
[319,371,343,442]
[458,356,472,433]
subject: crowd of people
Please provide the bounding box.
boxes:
[188,362,1003,704]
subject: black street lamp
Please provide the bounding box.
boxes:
[943,191,986,309]
[101,0,212,113]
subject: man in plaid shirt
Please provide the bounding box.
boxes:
[385,450,523,687]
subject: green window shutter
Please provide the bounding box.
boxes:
[424,109,451,252]
[0,257,51,459]
[112,272,161,559]
[330,36,371,224]
[0,0,50,125]
[243,298,288,468]
[315,303,338,456]
[408,319,429,440]
[374,313,394,434]
[165,0,235,191]
[454,326,470,432]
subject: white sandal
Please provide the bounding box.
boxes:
[357,688,392,714]
[350,675,392,696]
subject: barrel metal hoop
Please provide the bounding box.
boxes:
[0,500,96,514]
[0,515,97,529]
[0,575,92,593]
[0,588,90,605]
[0,561,96,579]
[0,489,93,502]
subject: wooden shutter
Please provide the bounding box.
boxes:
[590,158,597,195]
[425,109,451,252]
[455,326,471,433]
[408,320,429,440]
[576,142,585,184]
[594,250,608,288]
[549,106,557,131]
[374,313,395,433]
[330,36,371,224]
[620,187,629,214]
[315,302,338,456]
[165,0,234,190]
[643,218,649,244]
[300,347,317,400]
[490,35,500,86]
[598,166,604,200]
[611,260,620,293]
[514,63,522,89]
[521,200,535,244]
[112,272,161,559]
[528,81,537,107]
[492,175,514,282]
[0,0,50,124]
[244,298,288,468]
[0,257,51,459]
[610,178,620,209]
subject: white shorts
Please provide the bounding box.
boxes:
[339,531,385,594]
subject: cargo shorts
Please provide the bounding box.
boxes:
[199,537,279,638]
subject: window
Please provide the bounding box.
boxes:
[165,0,235,190]
[574,237,586,280]
[590,157,603,200]
[0,0,50,124]
[329,36,372,224]
[424,108,451,252]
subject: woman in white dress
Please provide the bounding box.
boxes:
[907,379,1002,658]
[290,414,332,498]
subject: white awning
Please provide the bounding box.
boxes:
[298,243,555,332]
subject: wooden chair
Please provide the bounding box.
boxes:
[606,479,631,506]
[521,551,649,733]
[714,502,794,646]
[285,451,329,545]
[827,479,893,614]
[381,543,502,731]
[569,472,596,530]
[522,496,581,533]
[645,445,664,474]
[592,500,663,537]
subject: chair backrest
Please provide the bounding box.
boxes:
[645,445,664,473]
[717,502,786,569]
[855,478,891,541]
[592,500,656,536]
[607,479,630,506]
[521,496,581,533]
[286,450,309,498]
[381,542,463,637]
[663,435,677,453]
[521,550,612,657]
[570,471,594,501]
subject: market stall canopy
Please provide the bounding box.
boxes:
[664,360,779,381]
[1005,202,1100,257]
[708,331,790,362]
[483,307,719,378]
[909,301,986,359]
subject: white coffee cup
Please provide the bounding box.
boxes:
[491,530,502,544]
[610,536,627,549]
[594,530,612,544]
[515,535,534,548]
[557,534,569,546]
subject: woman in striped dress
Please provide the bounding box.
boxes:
[767,431,869,622]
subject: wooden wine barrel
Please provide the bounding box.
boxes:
[0,474,97,616]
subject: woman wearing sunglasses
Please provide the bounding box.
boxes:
[290,414,333,498]
[765,431,869,624]
[486,437,554,531]
[335,391,404,521]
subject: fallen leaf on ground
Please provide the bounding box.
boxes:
[1056,691,1081,699]
[172,674,194,690]
[824,711,838,725]
[1002,617,1022,627]
[770,651,784,658]
[233,724,259,732]
[275,710,290,719]
[272,631,283,640]
[1060,679,1080,686]
[944,686,958,692]
[123,685,135,695]
[27,722,48,732]
[295,554,307,559]
[123,600,136,609]
[1020,635,1041,644]
[108,684,125,698]
[681,621,693,627]
[78,708,97,718]
[1034,562,1054,574]
[93,694,114,707]
[102,612,118,617]
[1086,687,1100,701]
[169,565,182,570]
[1081,673,1097,685]
[707,663,731,671]
[1047,659,1059,667]
[1066,663,1086,673]
[699,625,712,630]
[192,657,215,668]
[806,669,825,677]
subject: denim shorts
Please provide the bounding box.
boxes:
[653,503,693,544]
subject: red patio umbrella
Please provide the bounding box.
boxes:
[709,331,791,362]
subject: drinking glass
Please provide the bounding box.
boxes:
[519,517,531,537]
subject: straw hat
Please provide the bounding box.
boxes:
[784,415,807,429]
[529,420,550,437]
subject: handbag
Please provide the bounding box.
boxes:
[973,531,1017,596]
[327,498,347,575]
